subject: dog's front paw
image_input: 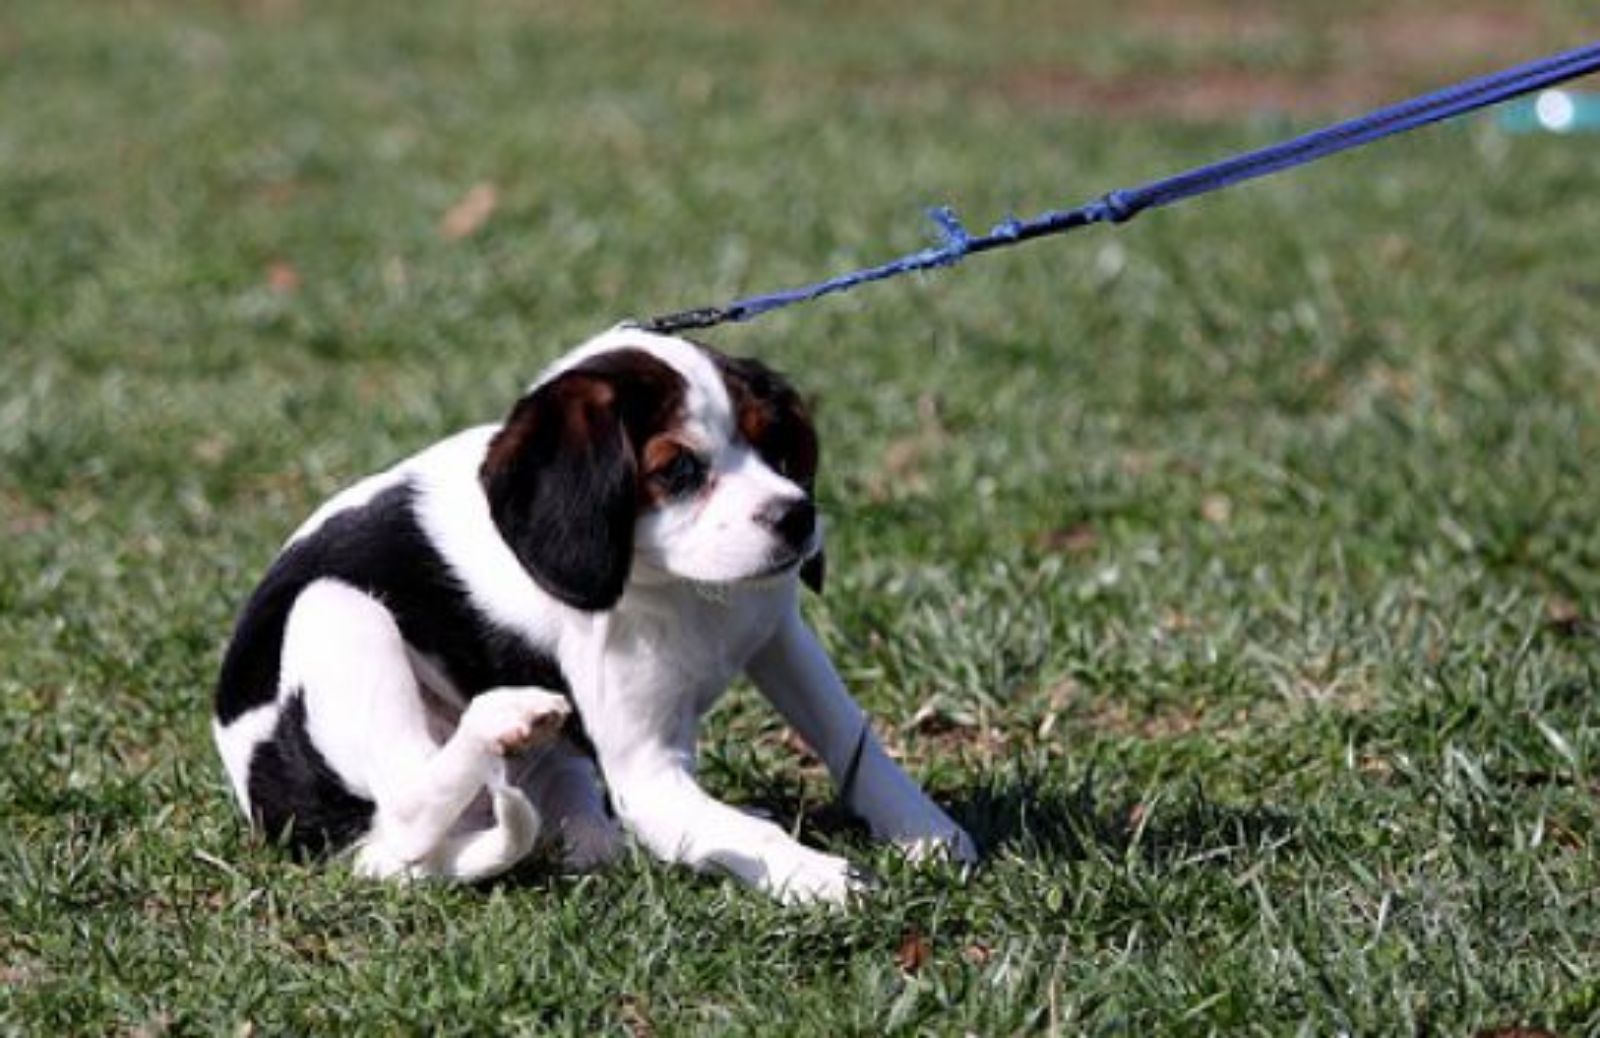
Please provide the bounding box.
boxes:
[899,824,979,866]
[766,847,865,907]
[461,688,571,757]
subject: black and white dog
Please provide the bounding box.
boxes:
[213,328,975,903]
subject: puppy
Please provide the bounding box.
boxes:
[213,327,975,903]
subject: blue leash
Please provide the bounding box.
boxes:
[641,41,1600,335]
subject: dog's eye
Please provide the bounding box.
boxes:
[654,451,708,498]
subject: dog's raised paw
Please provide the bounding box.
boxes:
[462,688,571,757]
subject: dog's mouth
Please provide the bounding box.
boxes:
[746,526,824,584]
[748,553,804,582]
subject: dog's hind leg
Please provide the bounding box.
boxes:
[280,578,567,880]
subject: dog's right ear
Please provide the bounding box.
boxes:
[480,372,636,612]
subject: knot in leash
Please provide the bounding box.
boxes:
[921,206,972,266]
[1085,189,1138,225]
[987,215,1026,242]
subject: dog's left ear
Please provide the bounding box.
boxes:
[710,349,827,595]
[480,371,637,611]
[800,551,826,595]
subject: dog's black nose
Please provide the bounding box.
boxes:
[762,498,816,549]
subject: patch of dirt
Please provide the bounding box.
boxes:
[697,0,779,20]
[0,960,46,990]
[995,2,1552,120]
[998,67,1367,120]
[1044,678,1208,740]
[1129,0,1289,44]
[1358,8,1543,67]
[2,490,52,536]
[1032,522,1099,556]
[1076,698,1208,740]
[617,995,656,1038]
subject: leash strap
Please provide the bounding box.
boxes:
[641,41,1600,334]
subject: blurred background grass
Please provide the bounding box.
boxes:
[3,1,1599,1033]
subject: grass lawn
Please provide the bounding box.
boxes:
[4,0,1599,1033]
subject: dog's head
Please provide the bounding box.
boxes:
[480,329,823,611]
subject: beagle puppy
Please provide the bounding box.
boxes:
[213,328,974,903]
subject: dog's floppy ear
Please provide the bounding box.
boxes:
[481,372,636,611]
[710,349,827,594]
[799,551,826,595]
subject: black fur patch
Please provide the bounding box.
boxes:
[247,692,375,857]
[480,349,686,612]
[215,479,568,727]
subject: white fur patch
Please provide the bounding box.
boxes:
[213,704,279,813]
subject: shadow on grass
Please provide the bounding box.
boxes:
[729,770,1299,869]
[951,772,1300,866]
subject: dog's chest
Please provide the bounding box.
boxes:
[606,585,785,707]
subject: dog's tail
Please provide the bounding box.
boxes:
[428,781,543,882]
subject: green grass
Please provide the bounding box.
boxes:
[4,1,1599,1033]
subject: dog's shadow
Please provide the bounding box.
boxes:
[954,775,1297,867]
[488,772,1299,891]
[740,770,1299,869]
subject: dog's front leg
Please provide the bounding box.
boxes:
[585,729,858,904]
[746,611,977,863]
